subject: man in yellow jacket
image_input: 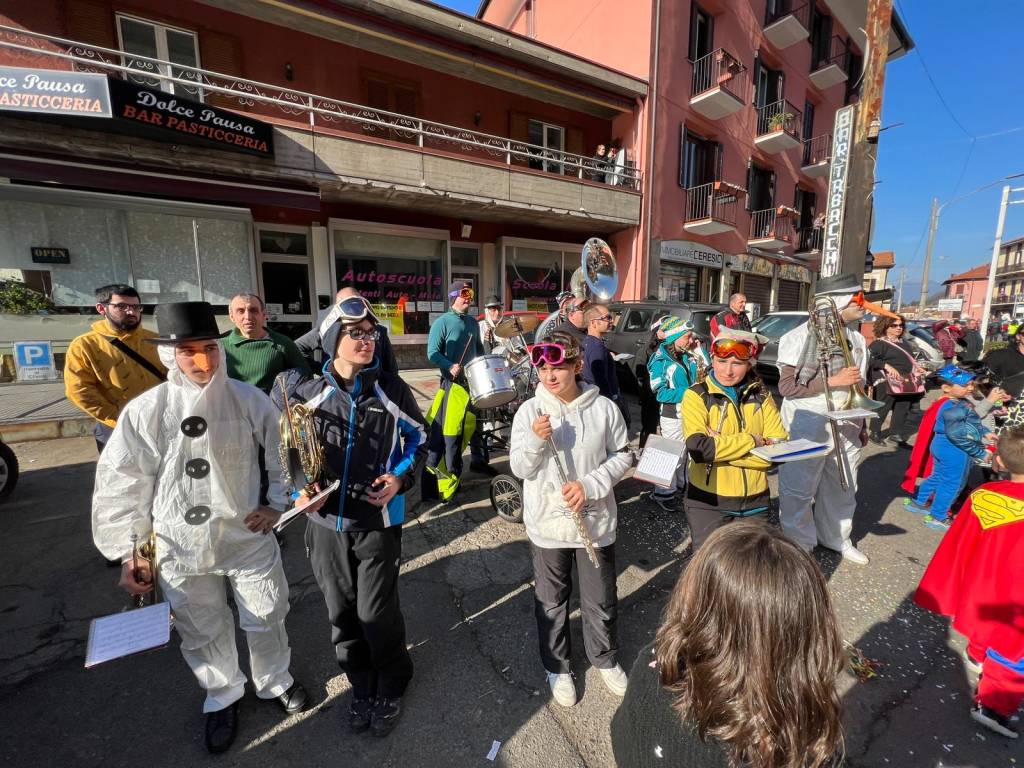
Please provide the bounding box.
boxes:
[681,329,787,550]
[64,284,166,453]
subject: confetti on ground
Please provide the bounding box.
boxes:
[486,740,501,761]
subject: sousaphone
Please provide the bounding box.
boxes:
[570,237,618,303]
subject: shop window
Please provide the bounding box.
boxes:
[506,246,570,312]
[333,229,445,337]
[197,218,252,306]
[659,262,699,303]
[0,200,131,306]
[527,120,566,174]
[259,229,308,256]
[117,15,203,100]
[451,245,480,268]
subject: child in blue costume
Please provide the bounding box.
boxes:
[644,317,708,511]
[905,365,999,530]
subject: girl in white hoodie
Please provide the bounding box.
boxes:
[510,330,633,707]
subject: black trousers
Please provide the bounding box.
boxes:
[306,523,413,699]
[94,422,114,454]
[531,542,618,674]
[872,393,922,440]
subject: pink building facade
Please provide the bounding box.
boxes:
[481,0,912,314]
[942,265,989,321]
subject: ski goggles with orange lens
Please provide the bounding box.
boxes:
[531,343,572,367]
[710,338,756,361]
[450,286,474,301]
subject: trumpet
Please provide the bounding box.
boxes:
[130,531,159,609]
[810,296,884,490]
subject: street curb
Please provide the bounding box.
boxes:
[0,417,93,443]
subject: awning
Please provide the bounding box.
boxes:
[0,151,321,211]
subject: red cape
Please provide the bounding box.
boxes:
[901,397,948,494]
[914,481,1024,660]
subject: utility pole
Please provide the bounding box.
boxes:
[917,197,940,314]
[896,266,905,311]
[839,0,893,278]
[980,185,1024,345]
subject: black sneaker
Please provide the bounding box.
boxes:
[348,697,374,734]
[204,701,239,754]
[971,704,1019,739]
[276,682,309,714]
[869,433,886,446]
[369,696,403,737]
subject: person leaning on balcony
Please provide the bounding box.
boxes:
[589,143,608,182]
[709,293,752,339]
[64,283,167,455]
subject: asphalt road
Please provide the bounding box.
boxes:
[1,393,1023,767]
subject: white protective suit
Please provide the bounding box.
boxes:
[776,310,868,552]
[92,342,294,713]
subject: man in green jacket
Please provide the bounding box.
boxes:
[223,294,310,393]
[423,281,494,500]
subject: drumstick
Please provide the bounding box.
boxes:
[452,335,474,381]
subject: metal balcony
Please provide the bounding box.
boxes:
[809,36,850,89]
[749,208,796,249]
[763,2,811,49]
[683,181,746,235]
[795,226,823,256]
[689,49,749,120]
[801,133,832,177]
[754,99,803,154]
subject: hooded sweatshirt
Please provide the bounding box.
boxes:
[509,381,631,548]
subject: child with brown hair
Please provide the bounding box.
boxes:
[915,426,1024,739]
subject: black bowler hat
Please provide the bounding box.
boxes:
[483,294,501,308]
[146,301,229,344]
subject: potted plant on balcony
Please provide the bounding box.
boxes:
[775,204,799,219]
[713,180,746,203]
[767,111,795,133]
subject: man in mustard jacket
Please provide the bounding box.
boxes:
[64,284,166,453]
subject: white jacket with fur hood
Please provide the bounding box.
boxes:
[510,382,631,549]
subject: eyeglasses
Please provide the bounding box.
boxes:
[341,327,380,343]
[890,323,904,328]
[531,343,571,367]
[106,302,141,313]
[593,313,614,323]
[710,338,755,361]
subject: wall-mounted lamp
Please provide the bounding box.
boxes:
[284,62,294,82]
[460,222,472,238]
[473,111,482,127]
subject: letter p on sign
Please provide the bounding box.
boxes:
[14,341,57,381]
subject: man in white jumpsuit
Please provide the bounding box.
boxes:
[776,274,897,566]
[92,301,308,754]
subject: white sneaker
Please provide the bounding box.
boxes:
[547,672,577,707]
[841,545,869,565]
[598,664,629,696]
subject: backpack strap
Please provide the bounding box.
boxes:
[102,336,166,382]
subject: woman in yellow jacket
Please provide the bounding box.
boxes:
[681,329,787,550]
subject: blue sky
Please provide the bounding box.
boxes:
[431,0,1024,302]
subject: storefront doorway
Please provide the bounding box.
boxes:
[255,224,315,338]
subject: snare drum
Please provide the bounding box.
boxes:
[464,354,517,409]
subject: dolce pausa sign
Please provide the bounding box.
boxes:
[0,66,111,117]
[107,78,273,157]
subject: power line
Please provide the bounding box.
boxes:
[894,0,975,141]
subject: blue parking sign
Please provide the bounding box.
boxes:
[14,341,57,382]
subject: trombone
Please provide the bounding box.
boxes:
[810,295,884,490]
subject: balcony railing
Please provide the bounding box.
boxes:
[795,226,823,253]
[812,36,850,75]
[802,133,832,166]
[684,181,744,229]
[749,208,796,246]
[691,48,749,102]
[0,24,641,190]
[997,261,1024,276]
[756,99,802,139]
[766,1,811,31]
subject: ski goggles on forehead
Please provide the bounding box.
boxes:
[531,343,574,367]
[337,296,373,321]
[711,338,756,361]
[449,286,474,300]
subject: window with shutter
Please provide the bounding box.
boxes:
[116,14,202,100]
[198,32,242,108]
[66,0,117,49]
[360,72,420,144]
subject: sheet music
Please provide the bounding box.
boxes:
[750,439,830,463]
[634,435,686,488]
[827,408,879,422]
[273,479,342,531]
[85,602,171,668]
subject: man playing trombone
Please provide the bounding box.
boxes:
[776,274,897,565]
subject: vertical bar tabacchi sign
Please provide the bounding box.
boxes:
[820,104,856,278]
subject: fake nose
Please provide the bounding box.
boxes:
[861,298,900,319]
[192,352,214,372]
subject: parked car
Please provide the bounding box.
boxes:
[605,300,725,392]
[751,311,945,387]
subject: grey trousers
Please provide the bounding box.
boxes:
[531,542,618,674]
